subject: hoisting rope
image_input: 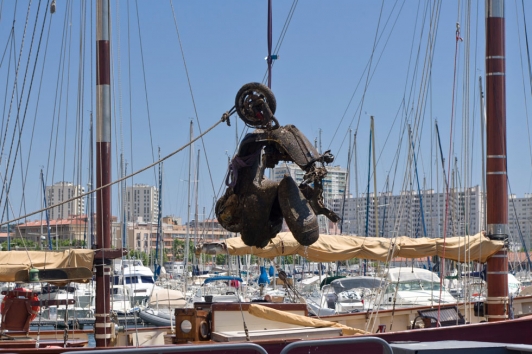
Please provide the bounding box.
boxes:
[0,116,227,227]
[261,0,299,85]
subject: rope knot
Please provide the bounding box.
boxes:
[221,112,231,126]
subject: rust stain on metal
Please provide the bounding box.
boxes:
[216,83,340,248]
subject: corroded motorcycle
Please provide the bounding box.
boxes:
[216,83,340,248]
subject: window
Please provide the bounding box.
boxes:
[125,276,138,284]
[140,276,154,284]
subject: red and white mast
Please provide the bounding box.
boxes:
[485,0,509,322]
[95,0,112,346]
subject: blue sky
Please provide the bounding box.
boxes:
[2,1,532,226]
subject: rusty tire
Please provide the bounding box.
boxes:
[235,82,276,128]
[215,189,242,233]
[278,175,319,246]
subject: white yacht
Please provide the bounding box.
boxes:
[113,259,161,306]
[306,276,384,315]
[380,268,457,308]
[307,270,456,315]
[110,285,134,315]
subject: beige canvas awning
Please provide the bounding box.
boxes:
[248,303,368,335]
[0,249,94,282]
[198,232,503,263]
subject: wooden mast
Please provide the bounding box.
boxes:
[485,0,509,322]
[95,0,112,346]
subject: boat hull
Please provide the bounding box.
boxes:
[10,315,532,354]
[138,308,172,327]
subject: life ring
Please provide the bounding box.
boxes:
[0,287,40,321]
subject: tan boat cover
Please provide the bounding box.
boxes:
[247,303,368,335]
[0,249,94,282]
[148,288,187,308]
[205,232,503,263]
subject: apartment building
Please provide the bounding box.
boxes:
[45,182,85,220]
[125,184,159,223]
[15,215,88,247]
[119,217,230,260]
[508,194,532,251]
[336,186,485,238]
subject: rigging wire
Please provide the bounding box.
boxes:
[329,0,405,153]
[73,0,88,234]
[439,6,463,324]
[114,0,126,230]
[460,0,472,240]
[468,0,482,237]
[16,1,54,221]
[169,0,217,199]
[508,180,532,270]
[261,0,299,85]
[366,2,443,329]
[407,1,440,170]
[0,0,29,170]
[506,0,532,271]
[1,0,50,226]
[518,0,532,184]
[363,2,441,246]
[126,0,135,212]
[0,116,225,227]
[111,2,120,215]
[15,1,52,220]
[133,0,157,183]
[0,0,33,217]
[1,29,14,60]
[402,0,442,216]
[60,1,73,223]
[89,0,95,248]
[0,171,34,261]
[384,2,441,244]
[45,0,71,205]
[0,27,17,132]
[376,0,425,201]
[354,0,396,138]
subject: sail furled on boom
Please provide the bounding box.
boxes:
[198,232,503,263]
